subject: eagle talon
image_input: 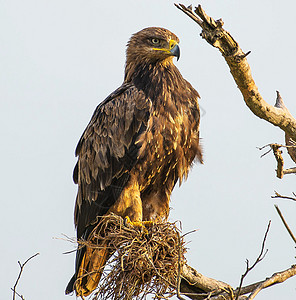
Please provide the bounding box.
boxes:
[124,216,154,234]
[142,220,154,227]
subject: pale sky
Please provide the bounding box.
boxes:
[1,0,296,299]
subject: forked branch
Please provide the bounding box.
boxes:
[234,221,270,300]
[11,253,40,300]
[272,191,296,202]
[258,143,296,178]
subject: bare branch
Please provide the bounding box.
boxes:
[246,265,296,300]
[178,222,272,300]
[175,3,296,142]
[11,253,40,300]
[209,281,263,300]
[283,167,296,175]
[271,144,284,179]
[258,143,296,152]
[181,264,296,300]
[274,205,296,244]
[180,264,232,297]
[234,221,270,300]
[257,145,272,158]
[272,191,296,202]
[174,3,203,27]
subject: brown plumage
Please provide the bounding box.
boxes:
[65,27,202,297]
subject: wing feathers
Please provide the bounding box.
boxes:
[74,83,151,233]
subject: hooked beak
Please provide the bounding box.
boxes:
[169,40,180,61]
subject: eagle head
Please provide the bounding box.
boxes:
[126,27,180,66]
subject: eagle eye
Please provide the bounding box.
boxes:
[151,38,160,45]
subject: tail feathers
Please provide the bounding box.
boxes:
[65,274,76,295]
[75,242,109,297]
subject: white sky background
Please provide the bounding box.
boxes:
[1,0,296,299]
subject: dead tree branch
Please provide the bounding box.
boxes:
[258,143,296,178]
[180,264,232,299]
[180,264,296,300]
[11,253,40,300]
[246,265,296,300]
[177,221,295,300]
[235,221,270,300]
[283,167,296,175]
[272,191,296,202]
[174,3,296,162]
[272,144,284,179]
[271,144,284,178]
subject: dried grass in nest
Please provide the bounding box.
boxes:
[84,213,187,300]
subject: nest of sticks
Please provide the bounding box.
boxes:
[82,213,187,300]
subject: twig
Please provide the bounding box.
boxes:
[258,143,296,177]
[258,143,296,152]
[271,144,284,178]
[274,205,296,244]
[246,265,296,300]
[144,253,175,288]
[11,253,40,300]
[272,191,296,202]
[283,167,296,175]
[258,144,284,178]
[174,3,203,27]
[234,221,270,300]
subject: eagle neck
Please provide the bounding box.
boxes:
[125,61,184,105]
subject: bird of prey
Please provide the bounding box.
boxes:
[66,27,202,297]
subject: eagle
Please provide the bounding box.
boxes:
[66,27,202,297]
